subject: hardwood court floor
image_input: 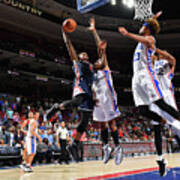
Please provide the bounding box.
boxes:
[0,153,180,180]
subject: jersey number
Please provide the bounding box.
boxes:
[134,52,140,62]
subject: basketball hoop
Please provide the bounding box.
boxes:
[134,0,154,21]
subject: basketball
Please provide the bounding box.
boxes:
[63,18,77,33]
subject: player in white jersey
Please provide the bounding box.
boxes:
[19,112,31,170]
[119,17,180,176]
[119,18,180,127]
[148,49,180,176]
[20,111,42,172]
[149,49,177,176]
[89,18,122,165]
[153,51,177,108]
[150,49,179,120]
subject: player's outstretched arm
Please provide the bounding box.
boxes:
[88,18,109,69]
[152,11,162,19]
[62,30,78,62]
[156,48,176,73]
[88,18,101,47]
[118,27,154,47]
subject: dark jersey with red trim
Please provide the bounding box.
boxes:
[72,60,94,97]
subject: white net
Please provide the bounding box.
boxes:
[134,0,154,21]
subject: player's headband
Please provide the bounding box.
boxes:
[143,22,149,28]
[143,22,154,35]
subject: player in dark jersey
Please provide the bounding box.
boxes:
[60,28,94,161]
[47,23,106,162]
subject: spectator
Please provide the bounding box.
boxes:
[37,138,49,164]
[67,123,73,142]
[0,139,5,147]
[39,122,47,131]
[43,138,53,163]
[0,111,7,125]
[54,122,61,132]
[11,101,18,111]
[47,128,54,145]
[0,97,3,111]
[57,111,63,122]
[16,125,25,148]
[42,111,47,122]
[6,106,13,119]
[93,129,100,141]
[13,112,21,126]
[0,126,10,145]
[9,126,17,146]
[3,100,9,112]
[40,129,48,140]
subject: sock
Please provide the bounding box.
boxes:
[154,125,162,156]
[111,130,119,147]
[157,155,163,161]
[101,128,109,145]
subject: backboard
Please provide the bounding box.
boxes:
[77,0,110,14]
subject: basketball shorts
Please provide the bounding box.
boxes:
[25,136,37,155]
[132,70,163,107]
[93,95,121,122]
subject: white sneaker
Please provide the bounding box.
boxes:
[24,166,33,173]
[19,163,26,170]
[103,144,113,164]
[115,145,123,165]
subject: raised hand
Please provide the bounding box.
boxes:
[153,11,162,19]
[88,18,95,31]
[118,27,129,36]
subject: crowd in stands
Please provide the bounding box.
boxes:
[117,107,154,142]
[1,93,179,166]
[0,94,156,146]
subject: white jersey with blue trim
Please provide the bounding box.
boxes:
[27,119,38,138]
[154,59,174,94]
[93,69,117,103]
[133,42,156,74]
